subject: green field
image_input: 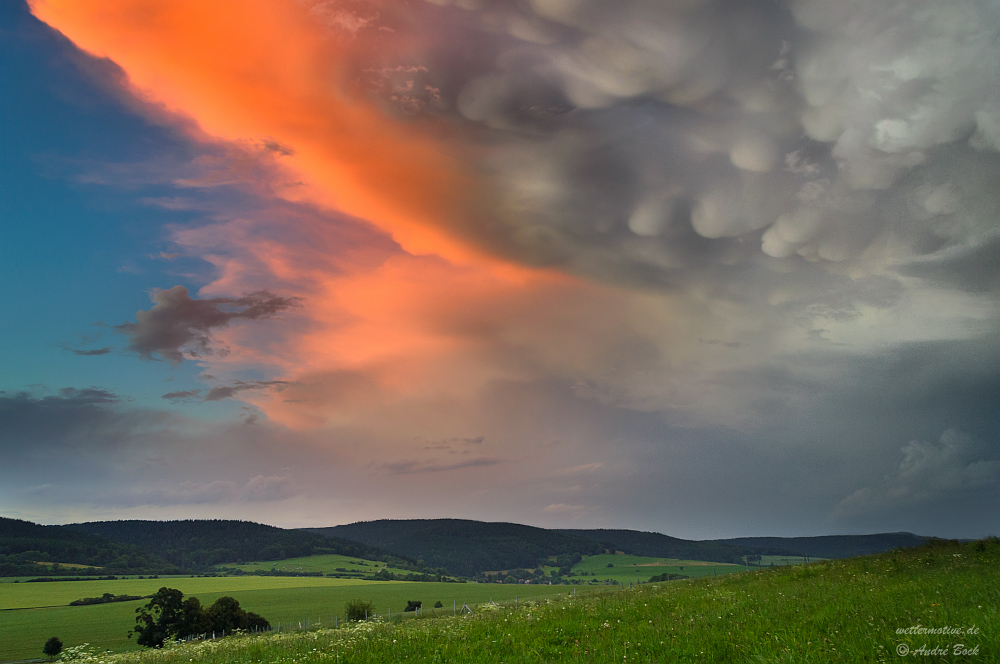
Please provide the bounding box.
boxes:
[568,553,743,584]
[216,554,413,577]
[11,538,995,664]
[0,577,579,661]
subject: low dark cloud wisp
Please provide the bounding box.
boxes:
[115,285,300,363]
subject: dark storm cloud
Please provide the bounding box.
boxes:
[115,285,301,363]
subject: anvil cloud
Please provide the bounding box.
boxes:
[2,0,998,538]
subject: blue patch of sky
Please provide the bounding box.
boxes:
[0,2,242,419]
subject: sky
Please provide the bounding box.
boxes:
[1,0,998,540]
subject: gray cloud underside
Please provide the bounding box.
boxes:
[344,0,1000,306]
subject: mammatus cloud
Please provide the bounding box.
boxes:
[115,286,300,363]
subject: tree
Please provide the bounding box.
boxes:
[131,587,185,648]
[207,596,269,632]
[177,597,212,637]
[43,637,62,658]
[404,600,422,612]
[345,599,374,621]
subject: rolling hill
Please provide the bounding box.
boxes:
[65,519,407,570]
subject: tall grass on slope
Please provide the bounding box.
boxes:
[56,538,997,663]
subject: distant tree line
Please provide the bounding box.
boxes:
[70,592,146,606]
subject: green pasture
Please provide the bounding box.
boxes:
[0,578,580,661]
[217,554,412,577]
[569,553,743,583]
[0,576,376,610]
[15,538,996,664]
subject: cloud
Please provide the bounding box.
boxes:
[242,474,299,502]
[115,286,300,363]
[375,457,506,475]
[203,380,291,402]
[68,347,113,356]
[835,430,1000,518]
[162,390,202,403]
[21,0,1000,538]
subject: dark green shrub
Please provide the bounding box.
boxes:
[345,599,374,621]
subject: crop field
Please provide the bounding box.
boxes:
[0,578,579,661]
[217,554,413,577]
[13,538,995,664]
[570,554,743,584]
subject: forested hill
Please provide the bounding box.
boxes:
[0,517,174,575]
[310,520,938,576]
[557,528,754,563]
[305,519,607,577]
[707,532,930,559]
[65,519,400,569]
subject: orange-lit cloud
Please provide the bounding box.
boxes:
[29,0,492,261]
[30,0,593,433]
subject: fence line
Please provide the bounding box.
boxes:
[179,591,588,643]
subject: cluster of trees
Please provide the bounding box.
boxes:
[69,592,145,606]
[367,568,459,583]
[130,587,269,648]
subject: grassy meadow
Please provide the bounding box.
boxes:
[0,577,576,661]
[9,537,995,663]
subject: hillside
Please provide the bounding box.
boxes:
[305,519,608,577]
[33,536,998,664]
[66,519,405,570]
[312,520,943,576]
[558,528,753,563]
[0,517,174,575]
[708,532,929,559]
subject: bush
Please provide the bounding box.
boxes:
[345,599,374,621]
[433,600,443,608]
[404,600,422,612]
[43,637,62,657]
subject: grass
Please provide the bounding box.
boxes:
[0,579,575,661]
[16,537,996,663]
[216,554,413,577]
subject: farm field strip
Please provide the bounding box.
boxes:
[570,554,742,583]
[218,554,411,576]
[0,580,580,661]
[0,576,375,610]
